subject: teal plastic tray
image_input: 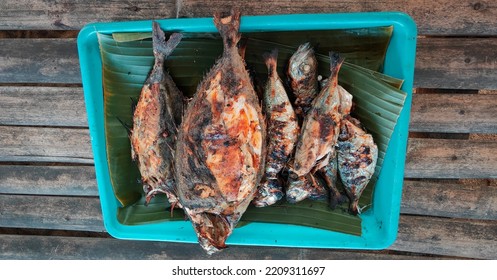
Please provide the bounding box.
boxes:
[78,12,416,249]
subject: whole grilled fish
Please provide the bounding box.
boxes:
[319,85,354,208]
[253,49,299,207]
[291,52,344,177]
[287,53,343,203]
[337,117,378,215]
[288,43,319,119]
[130,22,183,206]
[175,10,266,254]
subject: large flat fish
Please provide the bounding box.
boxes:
[174,10,266,254]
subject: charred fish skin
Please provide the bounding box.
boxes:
[291,52,344,178]
[288,43,319,119]
[338,117,378,215]
[253,49,299,208]
[130,22,183,205]
[175,10,266,254]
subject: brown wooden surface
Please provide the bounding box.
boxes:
[0,0,496,260]
[1,0,496,36]
[2,38,497,89]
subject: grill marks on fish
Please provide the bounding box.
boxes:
[130,22,183,205]
[175,10,265,254]
[338,118,378,215]
[253,49,299,207]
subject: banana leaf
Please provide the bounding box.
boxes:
[99,25,405,237]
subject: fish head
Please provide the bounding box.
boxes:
[285,173,311,203]
[288,43,317,84]
[189,211,231,255]
[252,179,284,207]
[339,118,366,141]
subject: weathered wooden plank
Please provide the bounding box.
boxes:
[0,0,176,30]
[0,165,98,196]
[0,193,493,259]
[0,126,92,164]
[401,179,497,220]
[0,195,104,232]
[415,38,497,90]
[2,126,497,177]
[391,215,497,259]
[0,38,80,84]
[0,234,458,260]
[410,93,497,133]
[1,37,496,89]
[3,86,497,133]
[1,0,496,36]
[2,162,494,221]
[405,138,497,179]
[0,87,87,127]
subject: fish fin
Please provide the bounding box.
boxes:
[130,97,137,114]
[329,51,345,78]
[263,48,278,76]
[213,9,241,49]
[116,117,132,136]
[152,21,183,58]
[237,36,248,59]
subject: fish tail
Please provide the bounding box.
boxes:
[213,9,242,49]
[329,51,345,78]
[263,48,278,76]
[152,21,183,59]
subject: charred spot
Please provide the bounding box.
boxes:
[351,176,367,186]
[318,114,337,140]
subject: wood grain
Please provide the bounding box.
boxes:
[1,0,496,36]
[2,126,497,178]
[0,126,92,164]
[410,93,497,133]
[0,0,176,30]
[416,38,497,90]
[2,163,494,221]
[0,86,87,127]
[405,138,497,179]
[391,215,497,259]
[0,193,493,259]
[3,86,497,133]
[0,165,98,196]
[1,37,497,89]
[401,179,497,220]
[0,234,458,260]
[0,38,80,84]
[0,195,104,232]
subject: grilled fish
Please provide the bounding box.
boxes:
[175,10,266,254]
[337,117,378,214]
[291,52,344,177]
[253,49,299,207]
[319,85,354,208]
[130,22,183,206]
[288,43,319,119]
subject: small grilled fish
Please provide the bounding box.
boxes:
[337,117,378,215]
[175,10,266,254]
[286,172,328,203]
[288,43,319,119]
[130,22,183,206]
[291,52,344,177]
[253,49,299,207]
[319,85,354,208]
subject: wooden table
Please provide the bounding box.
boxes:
[0,1,496,259]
